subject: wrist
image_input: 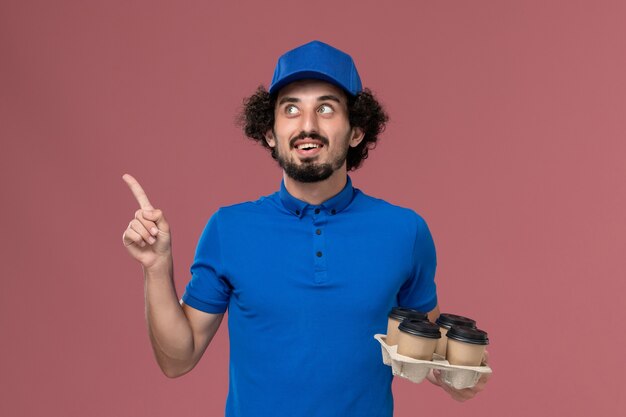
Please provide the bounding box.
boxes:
[143,255,173,278]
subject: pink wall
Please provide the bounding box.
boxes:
[1,1,624,416]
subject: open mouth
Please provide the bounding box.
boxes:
[294,141,324,156]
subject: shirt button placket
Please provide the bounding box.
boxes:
[312,206,327,284]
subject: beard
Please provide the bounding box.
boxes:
[274,131,350,183]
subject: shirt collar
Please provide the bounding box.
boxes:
[279,176,356,218]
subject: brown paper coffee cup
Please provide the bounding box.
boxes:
[386,307,428,346]
[445,326,489,366]
[386,317,402,346]
[396,319,441,360]
[434,313,477,357]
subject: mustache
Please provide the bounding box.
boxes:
[290,131,329,148]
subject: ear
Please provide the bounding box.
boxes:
[264,129,276,148]
[349,127,365,148]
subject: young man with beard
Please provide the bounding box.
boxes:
[122,41,489,417]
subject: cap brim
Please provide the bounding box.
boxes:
[269,70,356,96]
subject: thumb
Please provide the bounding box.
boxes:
[142,209,170,232]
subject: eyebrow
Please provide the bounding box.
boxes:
[317,95,342,104]
[277,94,343,106]
[278,97,300,105]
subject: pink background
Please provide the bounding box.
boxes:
[1,1,625,416]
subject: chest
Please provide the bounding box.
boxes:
[220,214,414,322]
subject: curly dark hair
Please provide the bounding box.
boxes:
[237,85,389,171]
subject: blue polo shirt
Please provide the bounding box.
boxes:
[182,176,437,417]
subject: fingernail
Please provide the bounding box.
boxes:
[148,237,156,244]
[150,227,158,235]
[140,241,146,247]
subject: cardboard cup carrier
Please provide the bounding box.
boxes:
[375,311,491,389]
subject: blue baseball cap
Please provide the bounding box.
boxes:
[269,40,362,96]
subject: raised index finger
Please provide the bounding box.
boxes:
[122,173,154,209]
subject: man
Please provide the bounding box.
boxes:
[122,40,489,417]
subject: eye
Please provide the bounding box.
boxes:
[285,105,299,115]
[318,104,334,114]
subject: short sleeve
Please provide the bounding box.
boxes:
[397,214,438,312]
[182,209,232,313]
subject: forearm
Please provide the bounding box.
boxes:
[143,256,195,377]
[427,304,440,323]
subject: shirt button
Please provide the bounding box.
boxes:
[331,209,336,215]
[316,251,323,257]
[315,208,320,214]
[295,210,300,215]
[316,229,321,235]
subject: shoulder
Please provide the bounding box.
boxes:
[208,191,284,225]
[352,189,428,228]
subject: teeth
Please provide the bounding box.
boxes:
[297,143,320,150]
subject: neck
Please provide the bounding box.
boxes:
[283,169,348,205]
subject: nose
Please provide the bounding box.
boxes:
[300,108,319,133]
